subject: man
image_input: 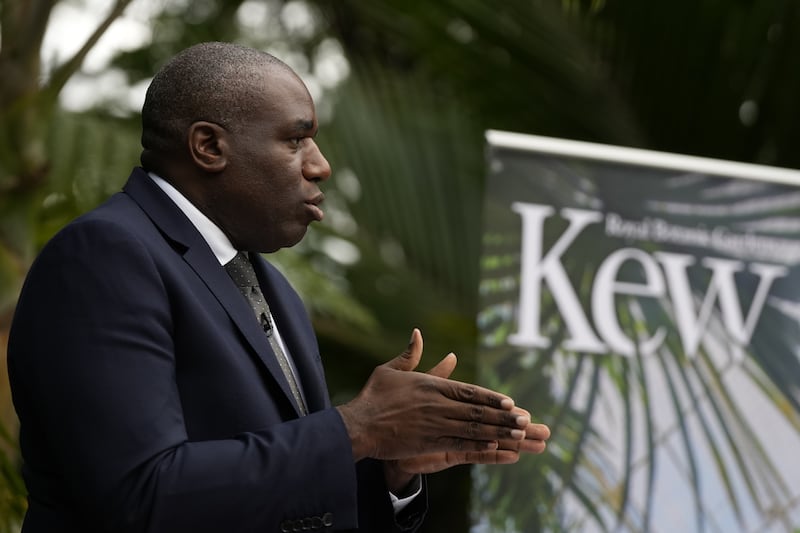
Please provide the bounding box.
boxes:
[8,42,549,532]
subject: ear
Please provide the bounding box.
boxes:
[188,121,229,172]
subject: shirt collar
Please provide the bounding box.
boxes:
[148,172,238,265]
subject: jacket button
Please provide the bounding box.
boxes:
[311,516,323,529]
[322,512,333,527]
[280,520,291,532]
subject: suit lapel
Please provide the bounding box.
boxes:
[122,168,304,417]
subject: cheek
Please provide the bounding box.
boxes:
[232,158,303,214]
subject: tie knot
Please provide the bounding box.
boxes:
[225,252,259,288]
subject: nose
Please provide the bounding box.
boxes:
[303,139,332,182]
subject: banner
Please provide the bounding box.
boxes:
[472,131,800,532]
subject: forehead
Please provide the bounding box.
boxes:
[249,67,316,125]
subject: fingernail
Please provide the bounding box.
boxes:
[516,415,530,427]
[408,328,417,346]
[501,398,515,410]
[511,429,525,440]
[485,441,498,450]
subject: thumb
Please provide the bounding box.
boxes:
[384,328,423,372]
[427,353,457,379]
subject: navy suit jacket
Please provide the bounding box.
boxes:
[8,168,426,532]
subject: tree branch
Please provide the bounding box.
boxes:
[42,0,134,98]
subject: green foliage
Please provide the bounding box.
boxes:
[3,0,800,531]
[300,1,800,530]
[0,423,25,533]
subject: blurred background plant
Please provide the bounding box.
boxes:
[1,0,799,531]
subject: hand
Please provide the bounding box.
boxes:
[383,355,550,489]
[384,409,550,478]
[336,329,528,465]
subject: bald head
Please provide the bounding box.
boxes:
[140,42,295,172]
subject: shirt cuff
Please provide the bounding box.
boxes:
[389,475,423,514]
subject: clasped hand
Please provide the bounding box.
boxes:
[336,329,550,492]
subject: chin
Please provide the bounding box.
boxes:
[286,227,309,248]
[261,227,308,253]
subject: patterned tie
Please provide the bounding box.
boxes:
[225,252,308,416]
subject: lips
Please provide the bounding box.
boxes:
[305,193,325,221]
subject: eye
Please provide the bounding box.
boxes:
[289,137,305,149]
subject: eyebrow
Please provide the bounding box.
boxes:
[293,119,315,132]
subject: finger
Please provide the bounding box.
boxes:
[511,406,550,440]
[419,449,521,470]
[507,407,550,441]
[510,407,530,419]
[458,449,521,466]
[395,448,522,475]
[433,395,529,427]
[427,353,457,379]
[433,437,501,454]
[497,437,548,455]
[527,422,551,442]
[494,423,550,455]
[427,399,530,443]
[384,328,423,372]
[433,413,529,447]
[437,379,515,411]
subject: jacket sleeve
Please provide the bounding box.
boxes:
[356,460,428,533]
[9,217,362,532]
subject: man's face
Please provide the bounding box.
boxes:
[210,68,331,252]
